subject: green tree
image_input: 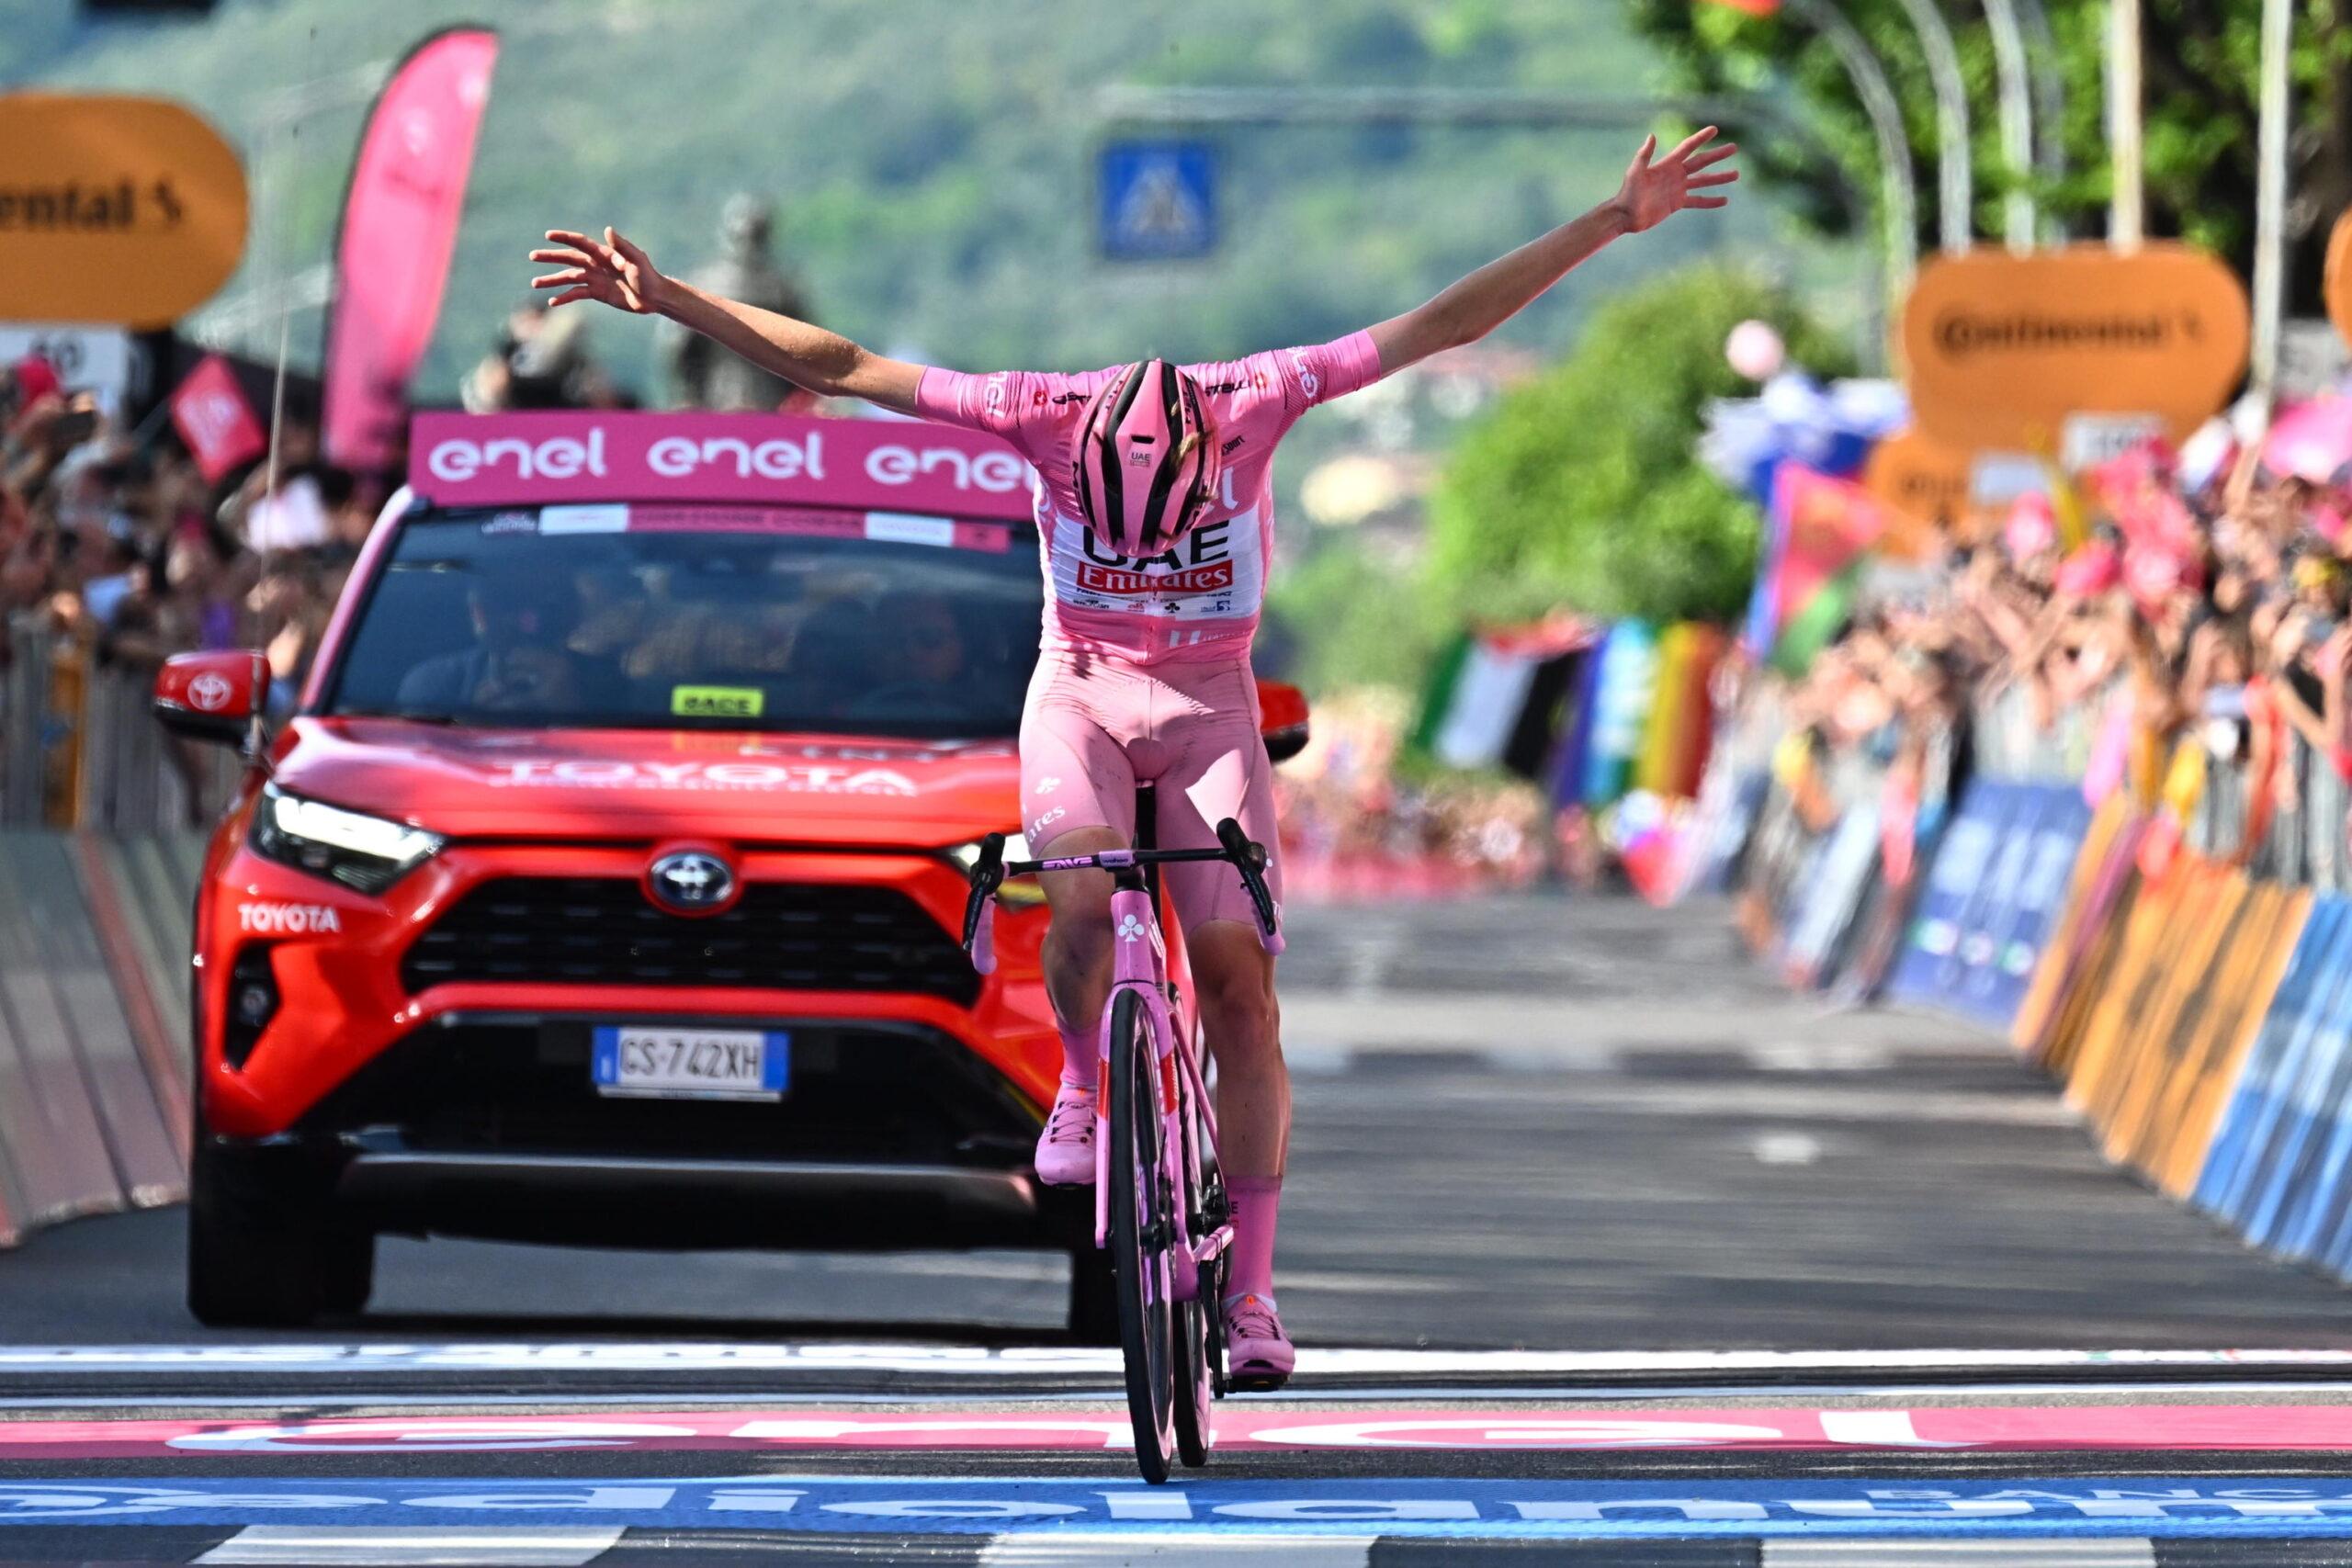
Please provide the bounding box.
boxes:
[1425,264,1850,627]
[1626,0,2352,309]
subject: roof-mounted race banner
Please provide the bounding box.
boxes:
[321,28,501,472]
[407,411,1038,521]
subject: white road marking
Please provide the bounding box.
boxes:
[196,1526,623,1566]
[1752,1132,1826,1166]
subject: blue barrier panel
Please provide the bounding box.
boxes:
[2240,901,2352,1255]
[1947,785,2094,1031]
[2195,897,2351,1224]
[1886,782,2013,1006]
[1779,799,1882,989]
[1974,790,2094,1030]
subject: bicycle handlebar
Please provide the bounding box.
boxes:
[958,818,1283,972]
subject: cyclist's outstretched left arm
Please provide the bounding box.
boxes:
[1364,129,1737,377]
[529,226,925,413]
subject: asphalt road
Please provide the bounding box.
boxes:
[4,894,2352,1563]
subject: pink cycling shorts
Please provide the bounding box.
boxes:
[1019,649,1281,935]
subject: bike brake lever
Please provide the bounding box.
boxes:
[1215,817,1283,950]
[962,831,1006,949]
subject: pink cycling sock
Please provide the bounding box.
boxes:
[1058,1023,1097,1091]
[1224,1176,1282,1302]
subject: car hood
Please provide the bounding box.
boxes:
[272,718,1023,844]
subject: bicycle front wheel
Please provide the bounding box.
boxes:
[1108,986,1176,1483]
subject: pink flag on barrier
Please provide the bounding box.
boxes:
[168,355,266,484]
[321,28,501,473]
[2266,395,2352,484]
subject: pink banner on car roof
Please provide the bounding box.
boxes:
[407,411,1038,521]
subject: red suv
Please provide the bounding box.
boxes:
[155,411,1304,1332]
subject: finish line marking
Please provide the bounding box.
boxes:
[8,1405,2352,1458]
[4,1345,2350,1376]
[10,1475,2352,1539]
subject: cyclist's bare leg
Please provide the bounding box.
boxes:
[1189,919,1287,1179]
[1037,824,1128,1078]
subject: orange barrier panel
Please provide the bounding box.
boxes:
[2060,855,2220,1128]
[2010,795,2135,1056]
[2146,881,2312,1197]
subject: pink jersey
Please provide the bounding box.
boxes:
[914,332,1385,665]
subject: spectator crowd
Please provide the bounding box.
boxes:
[1753,407,2352,888]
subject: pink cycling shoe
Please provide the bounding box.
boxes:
[1224,1292,1295,1390]
[1033,1082,1096,1187]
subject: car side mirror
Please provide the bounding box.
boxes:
[1257,678,1310,765]
[153,649,264,748]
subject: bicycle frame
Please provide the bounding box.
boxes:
[1092,878,1233,1299]
[967,828,1275,1304]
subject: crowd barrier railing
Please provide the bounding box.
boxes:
[0,829,203,1247]
[2,619,241,832]
[1703,674,2352,1291]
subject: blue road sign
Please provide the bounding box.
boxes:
[1099,140,1216,261]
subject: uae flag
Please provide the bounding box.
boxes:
[1410,620,1596,777]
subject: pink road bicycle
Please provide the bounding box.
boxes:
[963,812,1282,1483]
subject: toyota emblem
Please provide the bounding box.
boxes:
[187,671,234,713]
[648,850,734,914]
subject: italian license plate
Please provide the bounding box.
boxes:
[591,1026,788,1101]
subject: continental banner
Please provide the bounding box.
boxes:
[1900,243,2251,452]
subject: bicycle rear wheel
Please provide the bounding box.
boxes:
[1108,986,1176,1483]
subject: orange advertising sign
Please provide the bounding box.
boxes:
[0,94,248,327]
[1862,426,1970,537]
[1899,243,2249,453]
[2326,208,2352,352]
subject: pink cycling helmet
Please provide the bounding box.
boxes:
[1070,359,1223,558]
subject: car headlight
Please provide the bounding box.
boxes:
[250,784,443,895]
[947,831,1046,906]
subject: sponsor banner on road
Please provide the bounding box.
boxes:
[10,1475,2352,1537]
[12,1405,2352,1460]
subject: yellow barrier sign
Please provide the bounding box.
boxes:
[1900,243,2249,453]
[1861,426,1971,536]
[0,94,248,327]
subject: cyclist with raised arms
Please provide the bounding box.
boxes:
[529,128,1736,1384]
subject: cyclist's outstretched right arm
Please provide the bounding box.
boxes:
[528,226,926,413]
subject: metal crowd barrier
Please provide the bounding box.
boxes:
[1,617,240,832]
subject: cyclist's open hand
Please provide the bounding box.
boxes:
[1612,127,1739,234]
[529,227,670,315]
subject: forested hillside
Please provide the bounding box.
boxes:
[6,0,1829,398]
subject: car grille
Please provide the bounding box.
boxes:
[401,877,978,1005]
[298,1019,1038,1168]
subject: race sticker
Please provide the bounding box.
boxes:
[672,685,764,720]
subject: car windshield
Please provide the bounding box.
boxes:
[321,504,1043,738]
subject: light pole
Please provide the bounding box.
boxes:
[1886,0,1975,252]
[1779,0,1923,304]
[1977,0,2039,248]
[2012,0,2070,237]
[2250,0,2292,400]
[2109,0,2143,248]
